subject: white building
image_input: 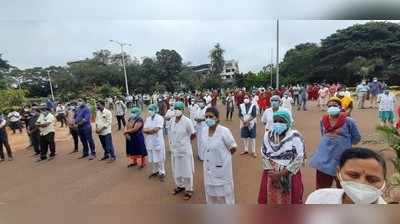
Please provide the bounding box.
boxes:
[220,60,239,81]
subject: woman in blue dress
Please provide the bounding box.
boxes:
[124,107,148,169]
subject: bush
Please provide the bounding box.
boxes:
[0,89,27,114]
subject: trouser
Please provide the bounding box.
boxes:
[0,133,13,159]
[31,131,41,154]
[370,95,378,108]
[40,132,56,159]
[9,121,22,134]
[206,191,235,205]
[175,176,193,192]
[99,134,116,159]
[298,97,307,111]
[57,114,67,127]
[70,128,79,151]
[78,127,96,156]
[293,95,299,106]
[242,138,256,154]
[152,161,165,175]
[357,92,366,109]
[226,107,234,120]
[116,115,126,130]
[316,170,341,189]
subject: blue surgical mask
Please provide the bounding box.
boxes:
[148,111,156,117]
[271,123,288,135]
[131,113,139,119]
[271,101,280,109]
[327,106,341,116]
[205,118,217,127]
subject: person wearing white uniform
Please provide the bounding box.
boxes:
[202,107,237,204]
[204,93,212,108]
[239,94,258,158]
[262,95,293,132]
[306,147,387,204]
[377,89,396,127]
[164,100,175,151]
[143,104,166,181]
[281,93,294,114]
[170,101,196,200]
[194,99,207,161]
[188,99,198,126]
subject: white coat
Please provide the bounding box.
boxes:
[202,125,236,189]
[194,106,207,160]
[170,115,196,178]
[143,114,166,163]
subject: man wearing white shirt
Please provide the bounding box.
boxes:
[56,103,67,127]
[0,115,13,161]
[36,106,56,162]
[96,101,116,162]
[114,98,127,131]
[143,104,166,181]
[377,89,396,127]
[7,110,22,134]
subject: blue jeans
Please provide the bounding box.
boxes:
[78,127,96,156]
[99,134,116,159]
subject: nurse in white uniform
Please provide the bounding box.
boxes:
[194,99,207,161]
[143,104,166,182]
[170,101,197,200]
[202,107,237,204]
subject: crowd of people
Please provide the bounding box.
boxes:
[0,77,399,204]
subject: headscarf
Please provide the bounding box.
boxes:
[273,110,292,128]
[131,107,141,115]
[174,101,185,110]
[327,96,342,107]
[148,104,159,113]
[270,95,281,103]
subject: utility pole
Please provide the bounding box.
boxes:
[110,40,132,96]
[47,70,55,101]
[276,19,280,89]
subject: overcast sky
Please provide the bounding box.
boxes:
[0,1,398,72]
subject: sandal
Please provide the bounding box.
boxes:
[148,172,159,179]
[240,151,249,155]
[172,187,185,195]
[127,163,137,168]
[183,192,193,200]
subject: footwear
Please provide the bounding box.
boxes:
[78,155,88,159]
[240,151,249,155]
[107,157,116,163]
[149,172,159,179]
[99,157,109,161]
[159,174,166,182]
[183,191,193,200]
[138,164,145,170]
[172,187,185,195]
[48,156,55,161]
[88,155,95,160]
[127,163,137,168]
[36,158,47,162]
[8,157,14,161]
[0,158,4,162]
[251,153,257,158]
[69,150,78,154]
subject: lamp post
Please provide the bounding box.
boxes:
[110,40,132,96]
[47,70,55,101]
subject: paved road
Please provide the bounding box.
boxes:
[0,101,388,205]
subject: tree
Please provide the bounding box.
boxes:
[280,43,319,83]
[92,49,112,65]
[209,43,225,76]
[155,49,183,92]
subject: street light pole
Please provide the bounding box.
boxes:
[110,40,132,96]
[276,19,280,89]
[47,70,55,101]
[270,48,273,88]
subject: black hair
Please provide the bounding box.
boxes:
[339,147,387,178]
[97,101,105,106]
[205,107,219,119]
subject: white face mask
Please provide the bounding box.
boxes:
[244,99,250,104]
[339,173,385,204]
[175,110,183,117]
